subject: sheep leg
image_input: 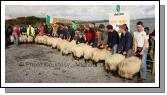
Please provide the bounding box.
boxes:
[85,59,88,63]
[112,71,118,77]
[62,52,64,56]
[104,65,110,73]
[77,57,79,61]
[122,77,126,82]
[92,60,96,66]
[105,69,110,73]
[93,61,97,67]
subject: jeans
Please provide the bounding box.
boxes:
[112,44,118,54]
[140,48,148,79]
[126,49,132,57]
[12,33,19,45]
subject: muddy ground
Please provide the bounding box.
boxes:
[5,44,154,83]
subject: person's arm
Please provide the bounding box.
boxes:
[32,28,35,37]
[140,37,148,55]
[27,28,29,36]
[110,32,118,48]
[106,33,110,48]
[117,37,122,53]
[139,32,148,55]
[133,32,137,53]
[125,33,132,53]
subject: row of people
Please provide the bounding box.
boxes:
[5,21,155,82]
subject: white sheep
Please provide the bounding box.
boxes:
[34,36,39,44]
[91,48,111,66]
[72,43,85,60]
[27,36,33,43]
[99,49,111,61]
[10,35,14,43]
[46,37,54,46]
[40,35,48,44]
[51,38,60,48]
[19,35,27,43]
[60,40,70,55]
[56,38,65,51]
[83,44,94,63]
[68,40,77,53]
[105,54,125,74]
[42,36,49,45]
[118,56,142,79]
[19,35,23,43]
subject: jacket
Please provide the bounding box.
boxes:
[27,27,35,37]
[118,31,133,52]
[107,30,119,48]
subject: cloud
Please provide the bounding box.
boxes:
[5,5,155,20]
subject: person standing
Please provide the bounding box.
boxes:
[134,21,149,82]
[97,24,108,49]
[12,25,21,45]
[106,24,119,54]
[117,24,133,57]
[76,28,87,44]
[39,25,45,36]
[89,23,98,47]
[44,23,49,36]
[47,24,53,36]
[27,25,35,38]
[84,24,91,44]
[149,30,155,81]
[52,24,59,37]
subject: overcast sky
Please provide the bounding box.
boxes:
[5,5,155,21]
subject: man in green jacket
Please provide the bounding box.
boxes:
[27,25,35,37]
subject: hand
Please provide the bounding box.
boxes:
[123,51,127,55]
[118,51,121,54]
[140,50,144,55]
[100,45,104,48]
[107,47,111,51]
[105,45,108,48]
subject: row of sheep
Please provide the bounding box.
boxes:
[10,35,34,43]
[10,35,142,79]
[34,35,142,79]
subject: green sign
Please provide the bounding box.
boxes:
[46,15,50,24]
[116,5,120,12]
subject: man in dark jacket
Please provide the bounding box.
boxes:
[106,25,119,54]
[44,23,49,35]
[118,24,133,57]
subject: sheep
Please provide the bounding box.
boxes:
[39,35,48,44]
[19,35,27,43]
[51,38,60,48]
[91,48,111,66]
[19,36,23,43]
[60,40,70,55]
[104,54,125,75]
[27,36,33,43]
[34,36,38,44]
[56,38,65,51]
[42,36,49,45]
[10,35,14,43]
[68,40,77,53]
[83,44,94,63]
[34,35,43,44]
[99,49,111,61]
[72,43,85,60]
[46,37,54,46]
[118,56,142,79]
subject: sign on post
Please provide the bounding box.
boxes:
[109,11,130,31]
